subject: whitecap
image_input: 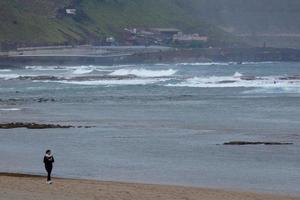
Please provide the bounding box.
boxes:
[241,61,277,65]
[46,78,169,86]
[109,68,177,77]
[25,66,64,71]
[0,74,19,80]
[166,73,300,89]
[177,62,231,66]
[0,108,21,111]
[233,72,243,78]
[72,67,94,75]
[0,69,12,72]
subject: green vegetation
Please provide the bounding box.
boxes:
[0,0,242,48]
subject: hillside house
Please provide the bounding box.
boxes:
[124,27,181,45]
[173,33,208,42]
[66,9,77,15]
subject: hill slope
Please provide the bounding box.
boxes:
[184,0,300,48]
[0,0,238,48]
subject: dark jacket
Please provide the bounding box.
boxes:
[44,155,54,169]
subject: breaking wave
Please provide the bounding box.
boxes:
[167,72,300,89]
[72,67,95,75]
[177,61,277,66]
[0,108,21,111]
[233,72,243,77]
[25,65,114,71]
[178,62,231,66]
[0,69,12,72]
[0,74,19,80]
[25,66,65,71]
[43,78,169,86]
[109,68,177,78]
[241,61,277,65]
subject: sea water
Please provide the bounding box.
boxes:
[0,62,300,195]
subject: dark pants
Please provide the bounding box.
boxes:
[45,166,52,181]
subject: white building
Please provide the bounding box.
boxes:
[173,32,208,42]
[106,37,116,44]
[66,9,77,15]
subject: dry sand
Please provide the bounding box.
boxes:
[0,173,299,200]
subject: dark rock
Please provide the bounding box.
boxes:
[279,75,300,80]
[18,76,61,81]
[217,80,237,84]
[77,125,95,128]
[240,76,257,81]
[223,141,293,145]
[0,122,95,129]
[17,75,139,82]
[0,122,74,129]
[84,126,95,128]
[35,98,56,103]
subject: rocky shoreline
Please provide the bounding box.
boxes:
[1,47,300,67]
[0,122,94,129]
[223,141,293,145]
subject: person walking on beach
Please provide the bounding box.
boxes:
[43,149,54,184]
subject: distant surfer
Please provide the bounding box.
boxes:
[43,150,54,184]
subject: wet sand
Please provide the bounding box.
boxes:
[0,173,299,200]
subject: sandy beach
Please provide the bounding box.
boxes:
[0,173,299,200]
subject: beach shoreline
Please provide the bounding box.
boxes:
[0,173,299,200]
[2,46,300,68]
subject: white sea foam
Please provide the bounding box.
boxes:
[0,69,19,80]
[71,66,118,75]
[0,74,19,80]
[177,62,231,66]
[167,72,300,89]
[25,66,64,71]
[69,65,113,69]
[51,78,168,86]
[0,108,21,111]
[109,68,177,77]
[177,62,276,66]
[25,65,113,71]
[24,65,115,77]
[72,67,94,75]
[233,72,243,77]
[241,61,277,65]
[0,69,12,72]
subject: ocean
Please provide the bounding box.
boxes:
[0,62,300,195]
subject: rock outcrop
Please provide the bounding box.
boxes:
[0,123,95,129]
[0,122,74,129]
[223,141,293,145]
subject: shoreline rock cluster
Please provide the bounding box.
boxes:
[223,141,293,145]
[2,47,300,68]
[0,122,94,129]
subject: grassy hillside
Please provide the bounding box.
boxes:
[0,0,239,48]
